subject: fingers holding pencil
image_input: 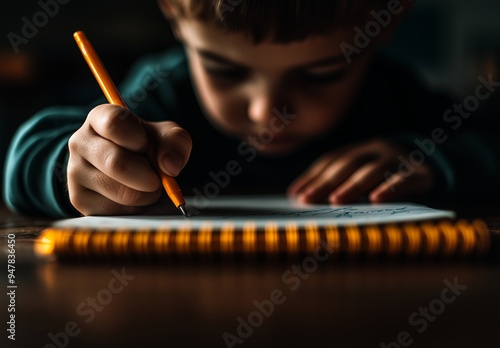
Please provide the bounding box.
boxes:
[87,104,192,177]
[68,103,193,216]
[73,30,190,216]
[88,104,150,154]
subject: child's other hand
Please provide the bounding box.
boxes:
[67,104,192,215]
[288,139,436,204]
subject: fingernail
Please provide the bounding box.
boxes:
[162,152,184,176]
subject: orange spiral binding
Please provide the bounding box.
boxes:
[35,219,492,260]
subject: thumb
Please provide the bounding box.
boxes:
[145,121,192,177]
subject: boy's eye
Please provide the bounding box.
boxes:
[301,69,348,84]
[204,65,248,79]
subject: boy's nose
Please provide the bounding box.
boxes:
[247,94,286,126]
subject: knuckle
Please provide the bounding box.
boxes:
[164,121,180,129]
[66,161,79,181]
[90,105,131,135]
[67,131,82,154]
[100,110,123,135]
[166,125,192,146]
[88,104,109,122]
[103,151,129,176]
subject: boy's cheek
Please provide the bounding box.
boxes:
[200,91,249,136]
[189,67,246,133]
[291,102,346,138]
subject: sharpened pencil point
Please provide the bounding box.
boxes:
[179,204,189,217]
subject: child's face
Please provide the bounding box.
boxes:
[175,20,376,155]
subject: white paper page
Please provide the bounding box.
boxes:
[53,195,455,230]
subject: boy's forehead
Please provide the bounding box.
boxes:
[178,19,352,68]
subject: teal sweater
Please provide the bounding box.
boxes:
[4,46,500,217]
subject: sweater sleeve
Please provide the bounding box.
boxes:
[383,104,500,200]
[385,129,500,199]
[429,128,500,199]
[411,98,500,200]
[3,107,86,217]
[3,47,189,217]
[363,58,500,201]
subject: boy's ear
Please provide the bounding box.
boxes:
[375,0,415,46]
[157,0,183,41]
[157,0,175,19]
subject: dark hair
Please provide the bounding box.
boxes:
[162,0,393,43]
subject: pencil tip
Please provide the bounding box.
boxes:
[179,204,189,217]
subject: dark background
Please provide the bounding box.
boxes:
[0,0,499,204]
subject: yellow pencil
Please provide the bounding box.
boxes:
[73,31,188,217]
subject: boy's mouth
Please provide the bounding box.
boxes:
[245,132,301,153]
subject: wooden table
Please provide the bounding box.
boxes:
[1,204,499,347]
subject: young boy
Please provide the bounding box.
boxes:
[3,0,500,217]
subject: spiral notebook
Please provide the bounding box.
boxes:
[35,195,492,260]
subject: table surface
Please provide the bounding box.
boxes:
[1,203,500,348]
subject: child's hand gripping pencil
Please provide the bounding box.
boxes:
[74,31,189,217]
